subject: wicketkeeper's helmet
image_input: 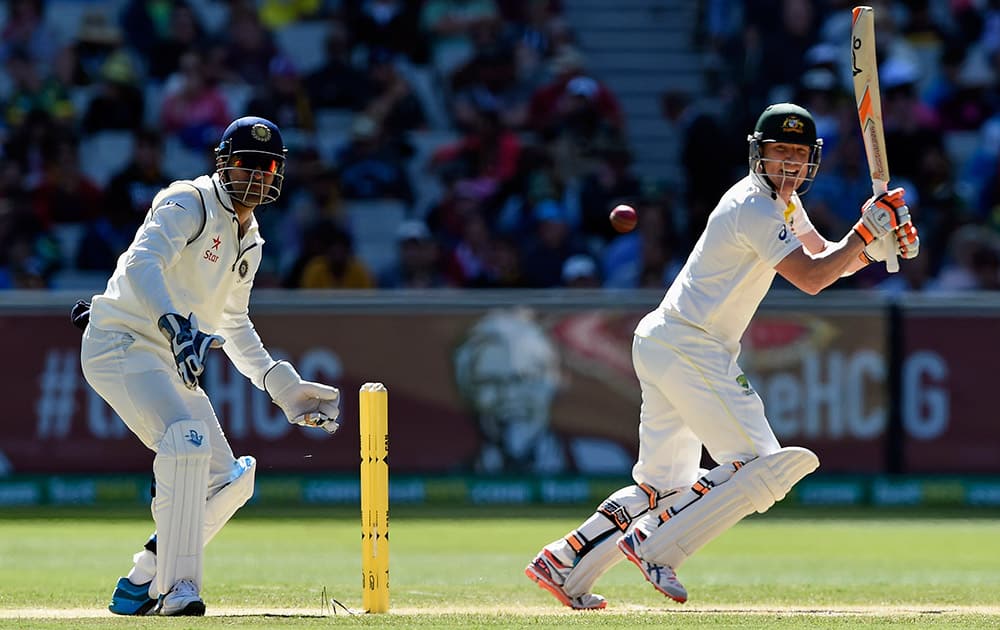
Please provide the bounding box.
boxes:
[215,116,287,205]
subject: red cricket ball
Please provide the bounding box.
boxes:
[609,204,638,233]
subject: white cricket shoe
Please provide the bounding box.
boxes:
[525,549,607,610]
[617,530,687,603]
[156,579,206,616]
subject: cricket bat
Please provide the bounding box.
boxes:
[851,5,899,273]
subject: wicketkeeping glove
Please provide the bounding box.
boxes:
[157,312,225,390]
[264,361,341,434]
[854,188,911,245]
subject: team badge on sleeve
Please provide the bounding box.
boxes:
[238,260,249,278]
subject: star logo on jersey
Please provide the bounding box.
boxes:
[212,236,222,250]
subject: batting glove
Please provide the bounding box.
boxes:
[264,361,341,434]
[157,312,225,390]
[895,222,920,260]
[859,235,893,265]
[854,188,911,245]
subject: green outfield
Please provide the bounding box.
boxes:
[1,504,998,629]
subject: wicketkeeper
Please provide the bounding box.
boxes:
[78,116,341,616]
[526,103,919,608]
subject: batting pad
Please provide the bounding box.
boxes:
[203,455,256,545]
[153,419,211,596]
[561,483,682,596]
[636,447,819,569]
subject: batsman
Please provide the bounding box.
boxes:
[78,116,342,616]
[526,103,919,608]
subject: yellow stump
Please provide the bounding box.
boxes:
[360,382,389,613]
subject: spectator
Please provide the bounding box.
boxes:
[246,55,315,133]
[78,129,171,272]
[119,0,177,69]
[296,219,376,288]
[74,10,126,84]
[0,198,49,289]
[421,0,500,76]
[602,196,682,289]
[574,135,641,243]
[333,114,414,202]
[360,48,427,136]
[445,207,495,286]
[525,45,623,136]
[3,47,76,129]
[0,155,49,288]
[519,198,585,288]
[259,0,323,30]
[304,22,369,110]
[160,51,231,150]
[487,234,524,287]
[430,93,521,206]
[1,0,60,70]
[547,76,627,182]
[379,219,447,288]
[932,225,1000,291]
[141,3,207,81]
[80,50,145,133]
[347,0,428,64]
[221,5,279,86]
[506,0,563,83]
[561,253,600,288]
[31,134,103,229]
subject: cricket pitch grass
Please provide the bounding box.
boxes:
[1,504,998,629]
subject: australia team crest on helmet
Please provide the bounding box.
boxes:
[251,123,272,142]
[782,116,806,134]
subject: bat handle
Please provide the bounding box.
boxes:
[872,181,899,273]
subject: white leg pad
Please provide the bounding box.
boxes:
[204,455,256,545]
[560,483,683,596]
[153,420,211,596]
[635,447,819,569]
[561,534,624,597]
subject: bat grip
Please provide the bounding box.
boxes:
[872,181,899,273]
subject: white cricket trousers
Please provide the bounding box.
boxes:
[630,315,781,491]
[80,324,239,490]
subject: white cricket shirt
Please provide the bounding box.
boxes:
[89,173,277,389]
[637,172,803,350]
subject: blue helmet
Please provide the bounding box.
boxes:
[215,116,287,205]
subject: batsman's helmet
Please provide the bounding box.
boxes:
[748,103,823,194]
[215,116,287,205]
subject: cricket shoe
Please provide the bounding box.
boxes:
[525,549,607,610]
[108,577,157,615]
[155,579,205,616]
[616,530,687,603]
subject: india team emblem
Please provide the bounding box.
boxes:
[239,259,249,278]
[251,123,272,142]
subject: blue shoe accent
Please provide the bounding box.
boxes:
[108,577,156,615]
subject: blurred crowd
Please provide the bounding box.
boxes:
[0,0,998,293]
